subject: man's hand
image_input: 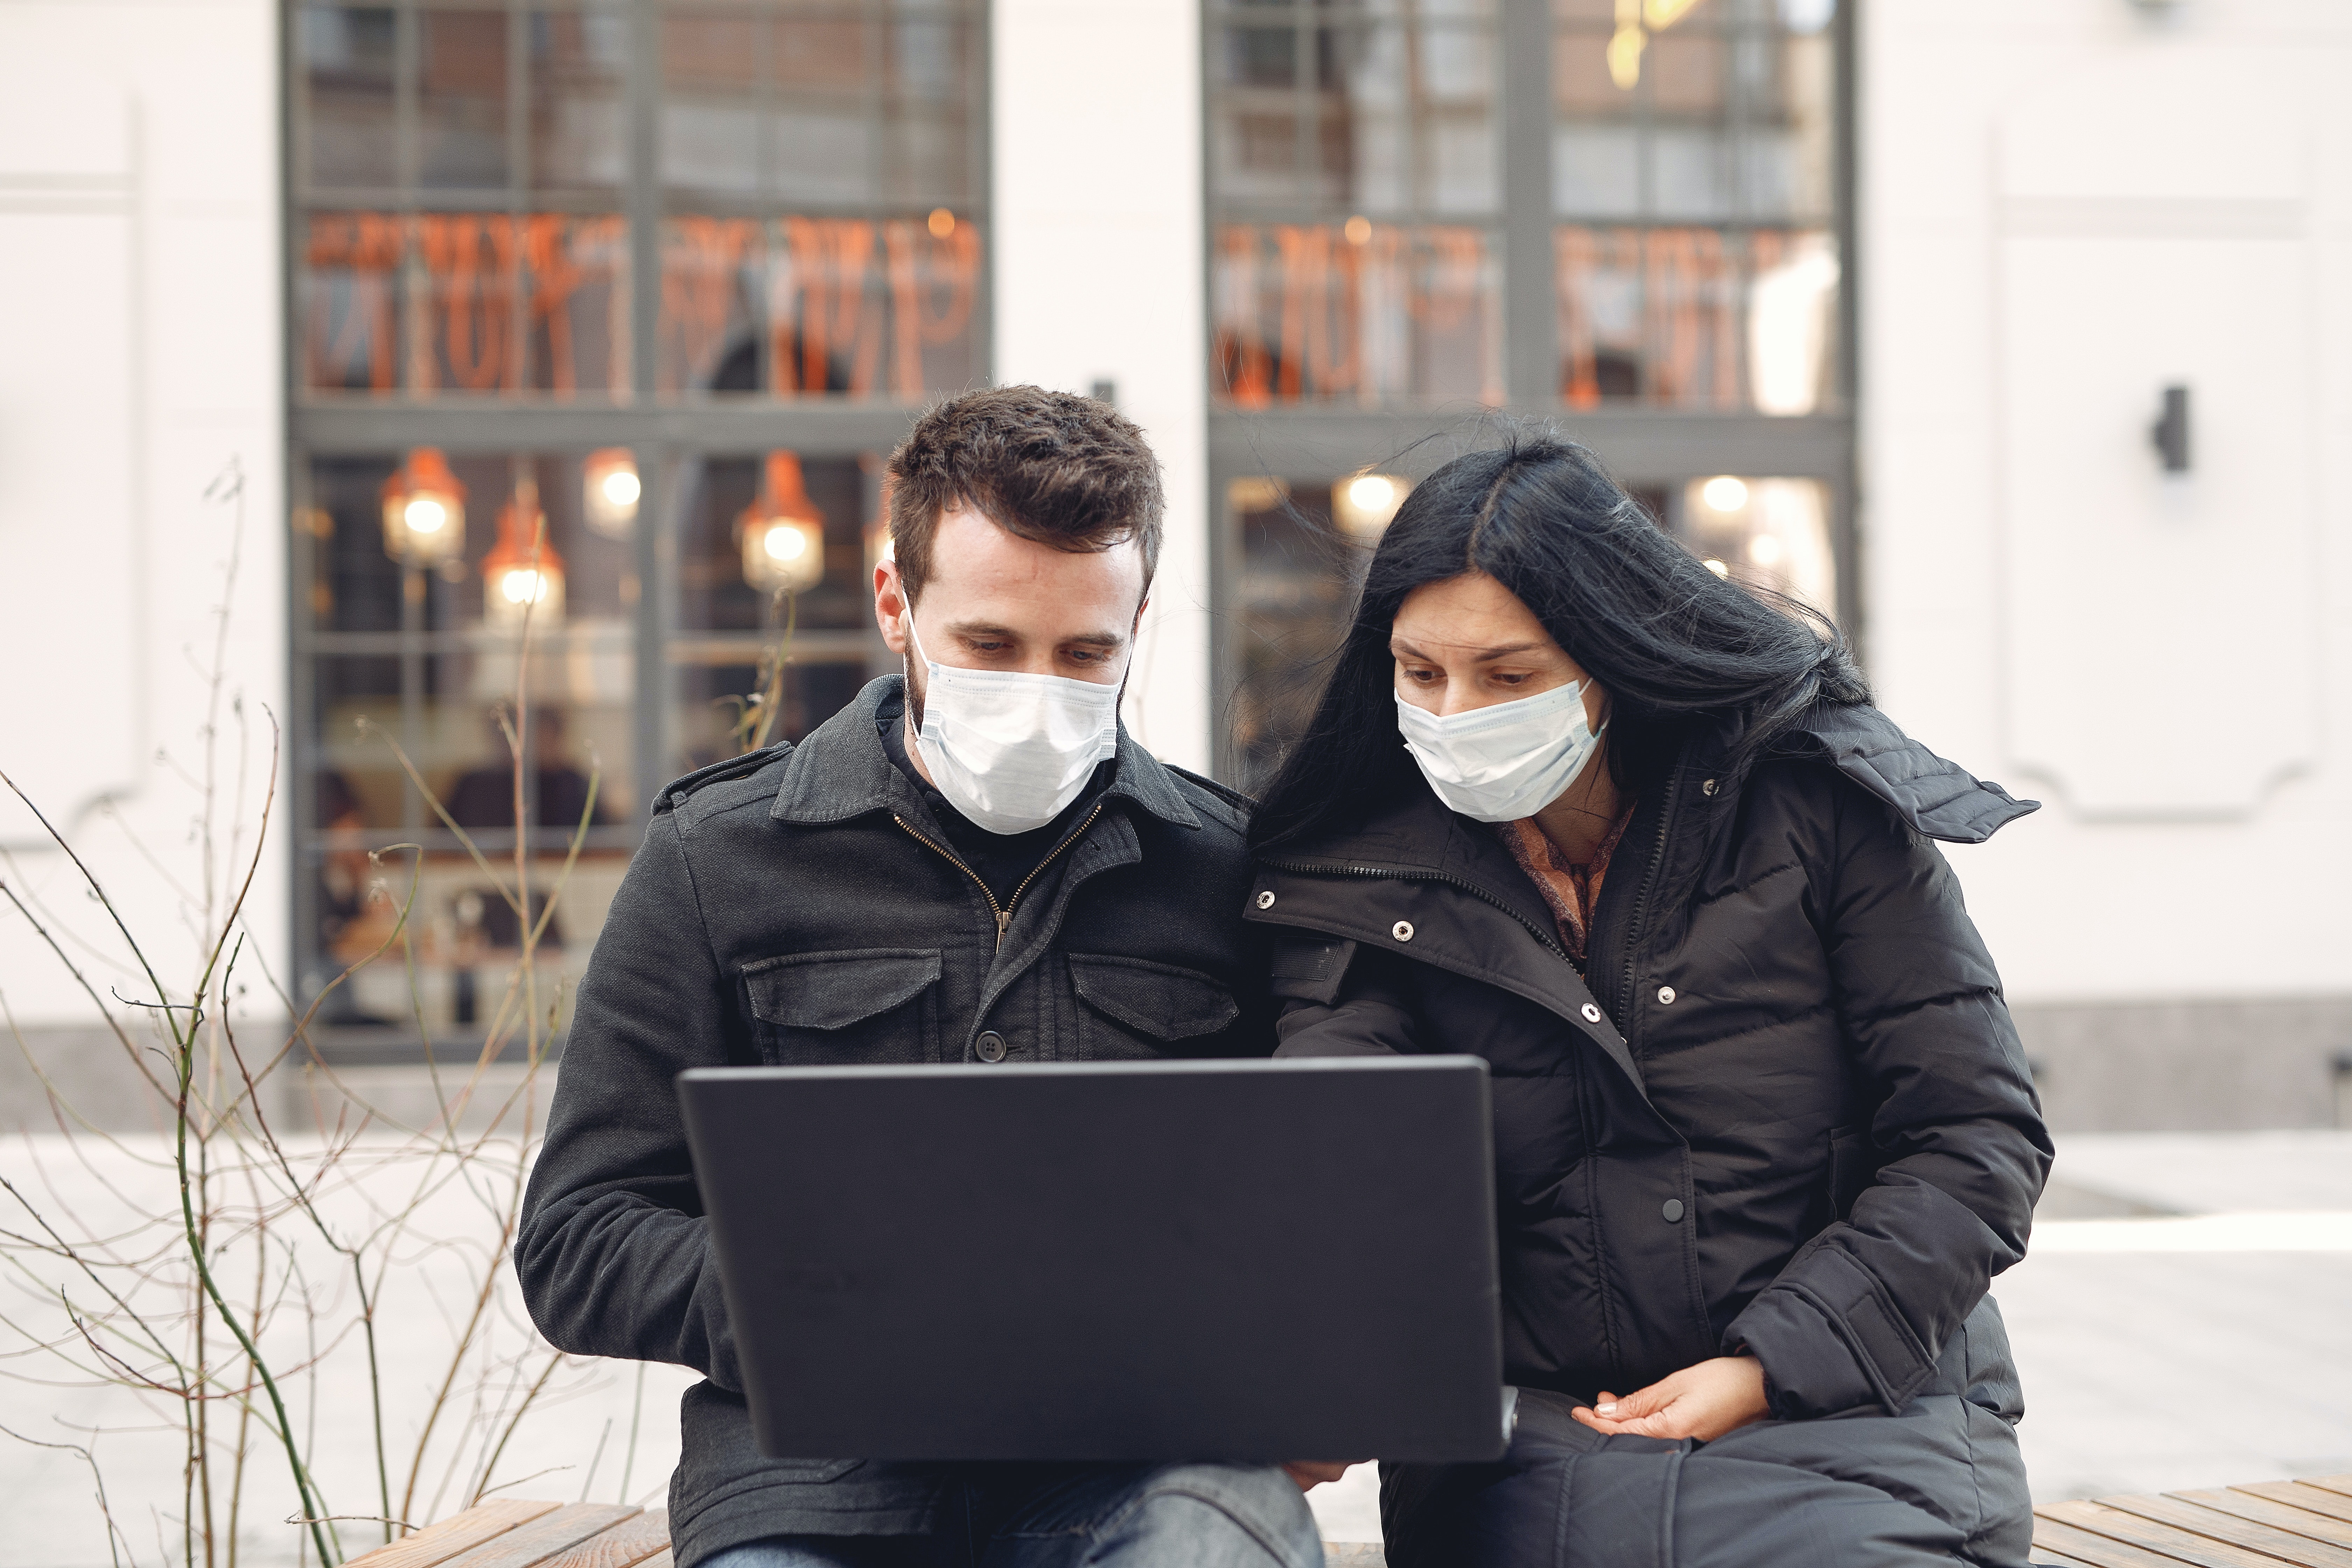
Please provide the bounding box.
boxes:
[1570,1356,1768,1443]
[1282,1461,1357,1491]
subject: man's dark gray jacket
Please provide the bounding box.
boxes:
[514,677,1278,1567]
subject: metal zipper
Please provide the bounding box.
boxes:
[1256,857,1574,965]
[1001,802,1104,933]
[894,801,1105,950]
[1615,763,1685,1026]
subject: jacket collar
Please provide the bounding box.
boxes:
[766,675,1202,832]
[1252,784,1652,1102]
[1260,785,1560,941]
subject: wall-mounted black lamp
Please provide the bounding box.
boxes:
[2150,385,2191,473]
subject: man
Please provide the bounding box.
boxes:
[516,387,1323,1568]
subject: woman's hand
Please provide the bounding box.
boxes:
[1282,1461,1358,1491]
[1570,1356,1768,1442]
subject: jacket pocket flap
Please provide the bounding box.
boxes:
[744,948,942,1031]
[1069,954,1239,1040]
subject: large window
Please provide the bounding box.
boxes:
[1206,0,1852,791]
[1210,2,1503,405]
[1552,0,1840,413]
[288,0,984,1046]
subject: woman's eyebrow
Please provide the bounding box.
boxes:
[1391,636,1547,660]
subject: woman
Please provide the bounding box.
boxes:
[1247,435,2051,1568]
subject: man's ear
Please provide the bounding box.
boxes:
[875,558,911,654]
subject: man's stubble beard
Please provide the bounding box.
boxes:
[902,649,929,740]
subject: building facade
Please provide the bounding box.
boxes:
[2,0,2347,1129]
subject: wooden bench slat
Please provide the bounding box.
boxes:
[2040,1501,2324,1568]
[375,1474,2352,1568]
[2099,1494,2352,1568]
[540,1510,671,1568]
[344,1501,565,1568]
[2172,1491,2352,1551]
[440,1504,642,1568]
[2033,1516,2228,1568]
[2235,1486,2352,1529]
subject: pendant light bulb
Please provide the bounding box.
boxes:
[1331,471,1410,536]
[481,491,566,629]
[583,447,640,538]
[382,448,468,566]
[738,451,827,596]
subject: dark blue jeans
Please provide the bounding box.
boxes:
[698,1462,1321,1568]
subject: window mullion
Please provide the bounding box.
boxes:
[627,0,660,406]
[628,0,666,815]
[1500,0,1553,411]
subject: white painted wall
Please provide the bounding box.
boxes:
[989,0,1213,774]
[8,0,2341,1033]
[1858,0,2352,1002]
[0,1,285,1028]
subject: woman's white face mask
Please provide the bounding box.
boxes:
[1396,679,1606,823]
[907,616,1122,835]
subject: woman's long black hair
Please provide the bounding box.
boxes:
[1248,428,1870,854]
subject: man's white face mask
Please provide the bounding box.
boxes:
[906,616,1123,835]
[1395,679,1606,823]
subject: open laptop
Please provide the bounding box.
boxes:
[677,1056,1505,1464]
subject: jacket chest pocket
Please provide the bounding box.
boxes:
[743,948,942,1066]
[1068,954,1240,1060]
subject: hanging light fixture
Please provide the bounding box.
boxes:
[582,447,640,538]
[738,451,827,596]
[480,479,566,629]
[380,448,467,566]
[1331,471,1410,536]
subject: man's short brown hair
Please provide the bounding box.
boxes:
[886,385,1163,604]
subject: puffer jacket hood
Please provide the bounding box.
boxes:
[1769,701,2035,845]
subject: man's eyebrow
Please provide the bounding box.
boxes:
[1390,636,1547,660]
[942,621,1127,648]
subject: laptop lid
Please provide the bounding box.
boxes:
[678,1056,1503,1464]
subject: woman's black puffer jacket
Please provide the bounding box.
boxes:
[1244,703,2054,1567]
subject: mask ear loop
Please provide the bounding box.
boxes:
[901,610,940,772]
[902,607,932,676]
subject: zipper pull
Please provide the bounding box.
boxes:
[995,909,1011,941]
